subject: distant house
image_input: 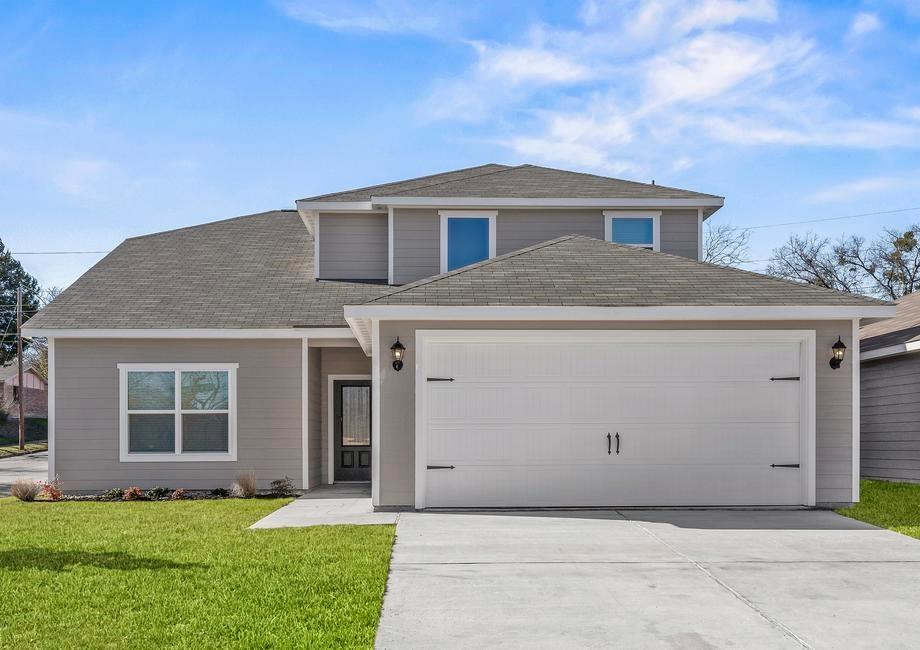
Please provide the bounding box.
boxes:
[860,292,920,483]
[0,358,48,419]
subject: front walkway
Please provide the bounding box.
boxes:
[0,451,48,495]
[250,483,398,528]
[376,509,920,648]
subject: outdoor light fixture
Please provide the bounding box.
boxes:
[829,336,847,370]
[390,337,406,371]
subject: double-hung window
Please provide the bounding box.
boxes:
[439,211,497,273]
[604,211,661,251]
[118,363,237,462]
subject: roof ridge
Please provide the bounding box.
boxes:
[516,164,724,199]
[302,164,511,201]
[384,164,523,197]
[364,234,579,303]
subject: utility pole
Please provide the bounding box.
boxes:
[17,287,25,451]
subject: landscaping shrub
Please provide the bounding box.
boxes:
[270,476,297,497]
[209,487,230,497]
[169,488,188,500]
[146,486,171,500]
[41,475,62,501]
[99,488,123,501]
[122,486,144,501]
[230,471,258,498]
[11,479,41,502]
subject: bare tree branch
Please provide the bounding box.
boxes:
[703,223,751,267]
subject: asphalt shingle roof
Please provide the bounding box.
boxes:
[364,235,888,308]
[301,164,720,202]
[25,211,388,330]
[860,291,920,352]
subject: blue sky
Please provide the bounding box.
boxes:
[3,0,920,289]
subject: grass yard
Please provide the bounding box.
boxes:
[0,498,395,649]
[837,479,920,540]
[0,441,47,458]
[0,417,47,458]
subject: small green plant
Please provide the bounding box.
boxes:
[146,486,171,500]
[169,488,189,500]
[209,487,230,497]
[270,476,297,497]
[11,479,41,502]
[100,488,123,501]
[122,486,144,501]
[230,471,258,498]
[41,475,63,501]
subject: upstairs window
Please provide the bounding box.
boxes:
[604,211,661,251]
[118,363,237,462]
[440,211,497,273]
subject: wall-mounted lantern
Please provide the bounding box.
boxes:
[391,337,406,371]
[829,336,847,370]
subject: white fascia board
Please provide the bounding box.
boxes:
[295,200,377,212]
[21,327,357,340]
[860,340,920,361]
[343,304,897,322]
[372,196,725,208]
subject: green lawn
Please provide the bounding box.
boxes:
[0,418,47,457]
[0,441,47,458]
[0,498,395,648]
[837,479,920,540]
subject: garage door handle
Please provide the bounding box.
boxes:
[769,376,800,381]
[427,377,455,382]
[427,465,455,470]
[770,463,800,468]
[607,433,611,455]
[615,432,620,455]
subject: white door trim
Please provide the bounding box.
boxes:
[327,374,373,484]
[414,329,817,509]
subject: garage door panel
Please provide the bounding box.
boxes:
[422,333,807,507]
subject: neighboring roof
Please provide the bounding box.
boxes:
[362,235,890,309]
[24,211,388,330]
[300,164,512,202]
[861,291,920,353]
[301,163,721,203]
[0,359,41,383]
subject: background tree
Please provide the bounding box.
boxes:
[23,287,62,380]
[0,238,42,365]
[765,233,863,293]
[703,223,751,267]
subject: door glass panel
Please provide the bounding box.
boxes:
[341,385,370,446]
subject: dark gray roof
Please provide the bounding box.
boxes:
[302,164,721,202]
[301,164,512,202]
[25,211,387,330]
[861,292,920,352]
[364,235,888,308]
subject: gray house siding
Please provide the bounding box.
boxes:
[861,354,920,482]
[376,320,855,507]
[54,338,303,491]
[318,212,388,280]
[307,347,322,489]
[391,208,702,285]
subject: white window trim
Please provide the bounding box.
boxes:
[603,210,661,252]
[118,363,239,462]
[439,210,498,274]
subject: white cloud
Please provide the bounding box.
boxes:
[473,43,591,85]
[847,12,882,41]
[703,115,920,148]
[807,175,905,202]
[54,159,113,197]
[273,0,454,36]
[673,0,777,34]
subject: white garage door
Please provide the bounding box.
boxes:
[418,331,811,508]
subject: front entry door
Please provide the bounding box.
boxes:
[334,380,372,482]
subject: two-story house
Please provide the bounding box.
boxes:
[24,164,893,508]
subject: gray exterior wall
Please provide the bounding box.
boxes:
[376,320,855,507]
[861,353,920,482]
[318,212,388,280]
[54,338,303,491]
[318,346,371,484]
[391,208,701,285]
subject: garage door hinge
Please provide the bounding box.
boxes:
[770,463,801,468]
[427,377,455,382]
[769,376,800,381]
[426,465,455,470]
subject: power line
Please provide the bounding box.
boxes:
[745,206,920,230]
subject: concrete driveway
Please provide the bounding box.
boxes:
[0,451,48,495]
[376,509,920,649]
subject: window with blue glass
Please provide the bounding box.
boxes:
[446,217,491,271]
[610,217,655,249]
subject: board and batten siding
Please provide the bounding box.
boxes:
[391,208,702,285]
[54,338,304,491]
[376,320,856,507]
[318,212,388,280]
[861,354,920,482]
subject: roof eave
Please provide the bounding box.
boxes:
[370,196,724,209]
[861,339,920,361]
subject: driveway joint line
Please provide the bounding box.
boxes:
[616,510,813,650]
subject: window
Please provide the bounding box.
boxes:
[118,363,237,462]
[439,211,497,273]
[604,211,661,251]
